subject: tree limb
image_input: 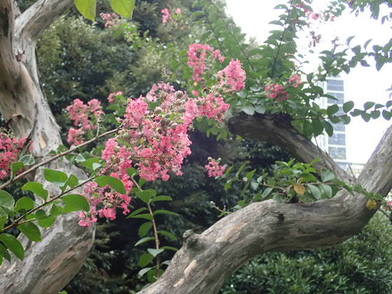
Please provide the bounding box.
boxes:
[15,0,73,41]
[228,112,354,183]
[138,114,392,294]
[0,0,21,87]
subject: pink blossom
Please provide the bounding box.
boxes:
[187,44,225,82]
[288,74,302,88]
[0,132,26,180]
[100,12,120,28]
[161,8,171,23]
[265,83,289,101]
[66,98,103,145]
[217,59,246,92]
[310,13,320,20]
[107,91,123,103]
[205,157,226,177]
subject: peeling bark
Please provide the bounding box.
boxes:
[138,114,392,294]
[0,0,94,293]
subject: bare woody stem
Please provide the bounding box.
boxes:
[147,202,161,272]
[0,127,120,190]
[0,176,96,233]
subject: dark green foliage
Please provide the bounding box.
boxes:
[221,213,392,294]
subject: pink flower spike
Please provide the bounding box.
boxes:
[205,157,227,178]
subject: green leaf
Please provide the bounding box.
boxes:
[20,154,35,165]
[81,158,102,171]
[138,252,154,267]
[153,209,179,217]
[321,170,335,182]
[150,195,172,203]
[0,190,15,210]
[324,121,334,136]
[62,175,79,190]
[382,110,392,120]
[50,204,63,216]
[138,222,152,237]
[327,105,339,116]
[241,106,255,115]
[11,162,24,177]
[0,233,24,260]
[307,184,321,200]
[128,213,153,221]
[158,230,177,241]
[138,267,153,277]
[311,119,324,136]
[343,101,354,113]
[135,189,156,203]
[135,236,154,247]
[147,248,164,257]
[37,215,56,228]
[18,222,42,242]
[21,182,48,200]
[320,184,333,199]
[62,194,90,213]
[110,0,135,18]
[0,207,8,229]
[0,243,11,262]
[95,176,126,194]
[261,187,273,199]
[43,169,68,184]
[74,0,96,21]
[14,197,34,212]
[161,246,178,252]
[363,101,375,110]
[128,207,148,217]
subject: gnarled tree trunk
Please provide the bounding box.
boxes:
[0,0,94,293]
[138,113,392,294]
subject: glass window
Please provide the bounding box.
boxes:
[333,123,345,131]
[328,146,346,160]
[327,79,344,91]
[328,133,345,145]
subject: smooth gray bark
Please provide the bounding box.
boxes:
[138,114,392,294]
[0,0,94,293]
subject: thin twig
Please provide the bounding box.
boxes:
[0,127,120,190]
[1,176,96,233]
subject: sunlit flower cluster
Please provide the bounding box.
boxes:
[66,98,103,145]
[0,132,26,180]
[187,44,225,82]
[265,74,302,101]
[161,8,182,24]
[217,59,246,92]
[100,12,120,28]
[205,157,226,177]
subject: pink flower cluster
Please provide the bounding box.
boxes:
[120,82,229,182]
[107,91,124,103]
[288,74,302,88]
[100,13,120,28]
[265,74,302,101]
[78,180,132,227]
[217,59,246,92]
[265,84,289,101]
[205,157,226,178]
[187,44,225,82]
[0,133,26,180]
[66,99,103,145]
[161,8,182,24]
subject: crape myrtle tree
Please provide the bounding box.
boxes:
[0,1,392,294]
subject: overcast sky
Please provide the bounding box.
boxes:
[225,0,392,164]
